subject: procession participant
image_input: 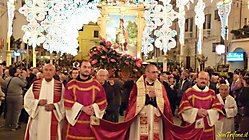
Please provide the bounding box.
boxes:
[215,80,237,140]
[64,60,107,140]
[178,71,224,140]
[24,64,65,140]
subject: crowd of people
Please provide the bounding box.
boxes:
[0,60,248,139]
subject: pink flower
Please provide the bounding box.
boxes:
[100,37,106,42]
[92,51,98,55]
[110,59,116,62]
[136,61,142,67]
[124,61,129,65]
[108,49,113,53]
[106,41,112,47]
[113,45,119,49]
[102,46,107,52]
[101,55,107,59]
[96,47,101,51]
[91,59,98,65]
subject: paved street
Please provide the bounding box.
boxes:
[0,116,26,140]
[0,114,181,140]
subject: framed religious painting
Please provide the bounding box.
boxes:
[97,4,146,58]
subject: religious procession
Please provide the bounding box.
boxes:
[1,0,249,139]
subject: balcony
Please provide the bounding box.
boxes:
[203,29,211,38]
[231,25,249,40]
[185,32,194,39]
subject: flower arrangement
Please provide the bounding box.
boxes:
[89,37,143,72]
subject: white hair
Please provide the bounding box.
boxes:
[96,69,109,76]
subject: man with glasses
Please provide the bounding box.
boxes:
[125,64,173,140]
[63,60,107,140]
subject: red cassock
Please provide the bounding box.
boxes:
[178,85,224,140]
[63,79,107,140]
[90,76,204,140]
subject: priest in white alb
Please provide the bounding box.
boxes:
[215,80,238,140]
[24,64,65,140]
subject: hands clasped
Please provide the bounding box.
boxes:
[147,90,156,99]
[197,108,208,118]
[82,105,95,116]
[38,99,55,111]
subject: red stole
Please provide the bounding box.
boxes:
[32,79,63,140]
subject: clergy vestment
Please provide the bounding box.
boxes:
[178,84,224,140]
[24,78,65,140]
[64,77,107,140]
[89,76,205,140]
[215,94,237,140]
[125,76,173,140]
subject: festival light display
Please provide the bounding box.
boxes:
[194,0,205,54]
[19,0,100,56]
[217,0,232,40]
[142,2,157,57]
[142,0,178,56]
[176,0,193,45]
[18,0,218,61]
[7,0,16,36]
[6,0,16,66]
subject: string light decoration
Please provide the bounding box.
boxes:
[142,2,157,57]
[194,0,205,54]
[142,0,178,56]
[7,0,16,36]
[176,0,193,45]
[19,0,100,55]
[217,0,232,40]
[19,0,49,47]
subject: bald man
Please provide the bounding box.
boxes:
[24,64,65,140]
[125,64,173,139]
[178,71,224,140]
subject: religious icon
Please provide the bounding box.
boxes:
[116,18,128,51]
[106,15,138,56]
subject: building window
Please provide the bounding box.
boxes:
[245,18,248,25]
[204,14,211,29]
[190,18,193,32]
[185,19,189,32]
[214,10,220,21]
[22,0,26,6]
[94,30,99,38]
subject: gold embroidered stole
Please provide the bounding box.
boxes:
[135,76,164,140]
[135,76,164,115]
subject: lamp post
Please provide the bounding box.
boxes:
[217,0,232,65]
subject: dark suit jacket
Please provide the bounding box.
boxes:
[177,79,192,97]
[102,82,115,113]
[162,81,177,111]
